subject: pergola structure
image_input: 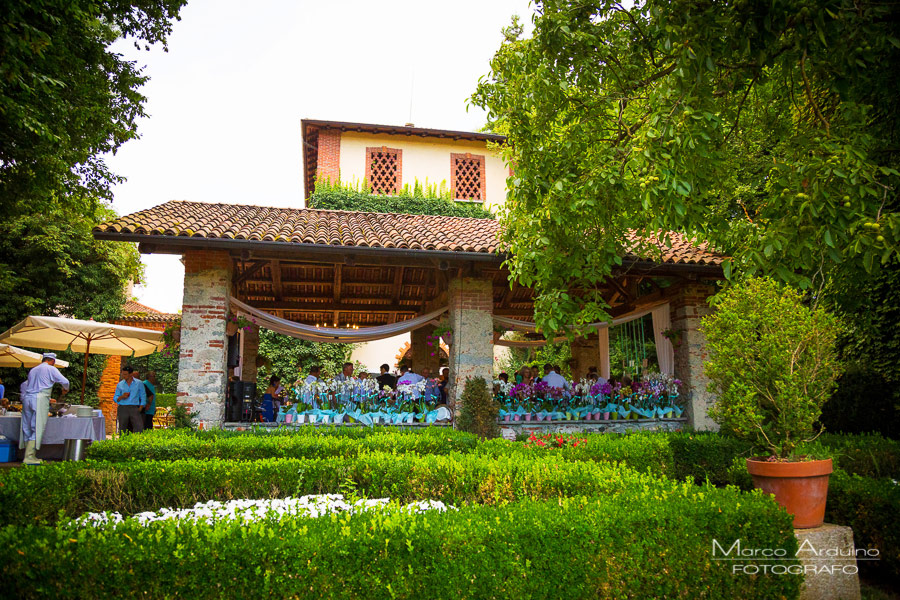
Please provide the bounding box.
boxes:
[94,200,724,429]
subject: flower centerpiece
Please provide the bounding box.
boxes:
[703,278,842,528]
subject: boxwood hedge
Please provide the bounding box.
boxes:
[1,496,801,599]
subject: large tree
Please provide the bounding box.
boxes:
[1,0,186,215]
[472,1,900,334]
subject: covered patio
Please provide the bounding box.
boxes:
[93,200,724,429]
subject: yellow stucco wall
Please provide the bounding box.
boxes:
[338,132,509,211]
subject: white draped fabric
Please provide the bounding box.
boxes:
[650,303,674,375]
[492,307,654,378]
[230,298,448,343]
[492,307,659,334]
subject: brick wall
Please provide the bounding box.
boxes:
[316,128,341,185]
[178,249,232,429]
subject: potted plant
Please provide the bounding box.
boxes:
[704,278,842,528]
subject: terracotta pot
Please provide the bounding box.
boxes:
[746,458,833,529]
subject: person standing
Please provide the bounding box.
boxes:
[376,364,397,390]
[0,377,5,402]
[334,362,354,382]
[141,371,158,431]
[20,353,69,465]
[113,365,146,434]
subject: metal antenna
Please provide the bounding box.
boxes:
[407,71,415,126]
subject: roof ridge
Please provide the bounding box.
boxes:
[157,199,500,224]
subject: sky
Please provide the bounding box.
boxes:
[107,0,534,313]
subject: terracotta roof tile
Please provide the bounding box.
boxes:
[119,300,179,323]
[94,200,725,267]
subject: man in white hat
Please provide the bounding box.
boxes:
[20,353,69,465]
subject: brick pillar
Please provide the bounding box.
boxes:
[446,277,494,420]
[316,128,341,184]
[98,355,122,436]
[570,336,601,381]
[670,284,717,431]
[239,324,259,385]
[410,324,440,374]
[177,250,232,429]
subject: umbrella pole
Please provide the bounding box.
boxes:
[81,338,91,404]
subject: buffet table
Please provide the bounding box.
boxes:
[0,413,106,460]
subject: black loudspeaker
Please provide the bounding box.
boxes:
[227,380,244,422]
[241,382,256,402]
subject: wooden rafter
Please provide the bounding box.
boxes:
[333,264,342,303]
[271,260,284,302]
[234,260,268,286]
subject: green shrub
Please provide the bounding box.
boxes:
[309,179,495,219]
[0,453,682,525]
[819,365,900,438]
[455,377,500,440]
[0,493,800,600]
[153,393,177,409]
[825,471,900,584]
[704,278,842,458]
[86,427,479,462]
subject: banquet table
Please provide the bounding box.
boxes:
[0,413,106,460]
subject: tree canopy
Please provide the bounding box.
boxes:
[1,0,186,216]
[472,1,900,333]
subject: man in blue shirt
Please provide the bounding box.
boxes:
[21,353,69,465]
[113,365,146,434]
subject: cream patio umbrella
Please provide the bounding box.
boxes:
[0,343,70,369]
[0,316,165,403]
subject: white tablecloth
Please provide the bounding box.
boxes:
[0,414,106,444]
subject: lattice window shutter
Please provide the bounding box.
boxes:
[367,147,401,195]
[452,154,484,201]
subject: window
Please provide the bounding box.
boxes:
[366,147,402,195]
[451,153,486,202]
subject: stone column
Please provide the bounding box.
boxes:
[446,276,494,419]
[239,324,259,385]
[570,336,601,381]
[177,250,232,429]
[598,327,610,379]
[410,324,440,374]
[670,283,717,431]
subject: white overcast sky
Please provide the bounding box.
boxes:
[107,0,533,313]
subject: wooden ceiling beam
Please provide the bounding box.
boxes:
[499,281,519,309]
[392,267,405,305]
[333,264,342,303]
[233,260,269,286]
[271,260,283,302]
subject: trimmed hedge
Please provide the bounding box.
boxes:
[0,494,800,600]
[0,452,695,525]
[85,427,479,461]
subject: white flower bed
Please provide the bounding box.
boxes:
[75,494,453,529]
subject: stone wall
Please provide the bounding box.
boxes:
[670,284,717,431]
[500,419,686,440]
[446,276,494,418]
[177,250,232,429]
[409,324,440,374]
[570,336,601,380]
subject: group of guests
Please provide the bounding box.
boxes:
[256,362,452,422]
[498,363,609,390]
[111,365,158,434]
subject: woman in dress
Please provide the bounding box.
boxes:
[260,375,282,422]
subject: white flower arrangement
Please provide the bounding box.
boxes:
[74,494,455,529]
